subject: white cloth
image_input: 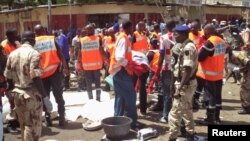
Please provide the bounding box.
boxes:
[115,37,128,67]
[132,50,149,67]
[72,35,80,47]
[159,33,176,70]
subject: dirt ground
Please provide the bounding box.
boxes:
[4,78,250,141]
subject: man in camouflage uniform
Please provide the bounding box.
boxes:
[73,28,87,91]
[168,25,198,141]
[4,31,52,141]
[229,49,250,114]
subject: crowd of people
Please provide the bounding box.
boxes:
[0,16,250,141]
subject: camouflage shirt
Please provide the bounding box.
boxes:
[173,42,198,80]
[4,43,42,88]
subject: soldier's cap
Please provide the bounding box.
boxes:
[174,25,190,33]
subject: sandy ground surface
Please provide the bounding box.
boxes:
[4,78,249,141]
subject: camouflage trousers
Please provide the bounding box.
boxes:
[13,88,43,141]
[77,70,86,89]
[240,70,250,109]
[168,79,197,139]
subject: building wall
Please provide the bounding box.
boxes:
[0,3,244,40]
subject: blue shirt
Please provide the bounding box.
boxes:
[58,33,70,60]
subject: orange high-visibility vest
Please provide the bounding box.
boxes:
[1,40,18,55]
[105,36,116,56]
[149,50,160,72]
[109,32,132,74]
[132,31,149,53]
[196,36,226,81]
[80,35,103,70]
[189,31,203,49]
[35,36,60,78]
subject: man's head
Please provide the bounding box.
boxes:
[81,28,87,37]
[190,21,200,35]
[174,25,189,43]
[153,23,160,33]
[137,21,146,32]
[22,31,36,46]
[220,20,227,28]
[76,28,82,36]
[166,20,176,32]
[34,24,45,36]
[59,29,64,35]
[203,24,216,39]
[53,30,59,37]
[121,20,133,35]
[212,19,217,25]
[6,28,17,43]
[107,27,115,37]
[85,24,95,36]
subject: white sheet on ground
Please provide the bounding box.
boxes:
[3,90,155,122]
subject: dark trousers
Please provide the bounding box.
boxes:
[43,68,65,117]
[194,77,205,100]
[132,71,149,113]
[204,79,223,110]
[113,68,137,127]
[64,59,70,88]
[162,70,172,119]
[85,69,101,99]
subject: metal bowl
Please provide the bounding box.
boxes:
[101,116,132,139]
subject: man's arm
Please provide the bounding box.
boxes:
[98,36,108,61]
[131,33,136,50]
[29,51,47,97]
[174,44,196,96]
[54,39,69,75]
[115,37,128,66]
[217,25,235,34]
[198,40,214,61]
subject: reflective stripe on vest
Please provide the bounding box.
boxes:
[42,64,58,74]
[82,62,103,67]
[196,36,225,81]
[198,66,224,76]
[80,36,103,70]
[35,36,60,78]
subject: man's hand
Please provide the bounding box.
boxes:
[63,67,70,77]
[43,96,53,113]
[173,89,181,98]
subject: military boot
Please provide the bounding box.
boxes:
[215,107,221,124]
[45,113,52,127]
[193,98,200,112]
[199,109,216,125]
[180,121,187,137]
[59,115,66,127]
[185,133,199,141]
[96,89,101,101]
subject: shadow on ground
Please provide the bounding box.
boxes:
[222,98,241,104]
